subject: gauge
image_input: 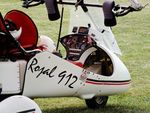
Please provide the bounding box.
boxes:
[78,27,89,34]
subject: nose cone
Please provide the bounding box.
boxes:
[102,45,132,93]
[110,51,131,93]
[112,54,131,81]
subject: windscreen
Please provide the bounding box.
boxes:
[61,0,122,55]
[62,0,109,33]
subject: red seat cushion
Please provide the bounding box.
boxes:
[68,61,83,68]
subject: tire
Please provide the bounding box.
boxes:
[0,95,9,102]
[85,96,108,109]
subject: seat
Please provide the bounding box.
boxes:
[0,13,7,32]
[4,10,38,50]
[0,13,10,57]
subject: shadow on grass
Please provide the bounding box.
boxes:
[42,104,146,113]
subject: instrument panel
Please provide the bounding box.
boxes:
[72,26,89,34]
[60,33,95,60]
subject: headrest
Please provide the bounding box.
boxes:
[45,0,60,21]
[103,0,117,27]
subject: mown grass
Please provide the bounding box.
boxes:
[0,0,150,113]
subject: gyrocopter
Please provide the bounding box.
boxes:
[0,0,144,112]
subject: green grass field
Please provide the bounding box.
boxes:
[0,0,150,113]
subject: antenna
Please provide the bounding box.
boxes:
[56,4,64,51]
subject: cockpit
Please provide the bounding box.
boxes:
[60,26,96,61]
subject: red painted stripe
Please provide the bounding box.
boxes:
[86,81,131,86]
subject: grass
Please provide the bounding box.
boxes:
[0,0,150,113]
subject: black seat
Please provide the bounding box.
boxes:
[0,13,11,57]
[0,83,2,94]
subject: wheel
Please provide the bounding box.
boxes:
[0,95,9,102]
[85,96,108,109]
